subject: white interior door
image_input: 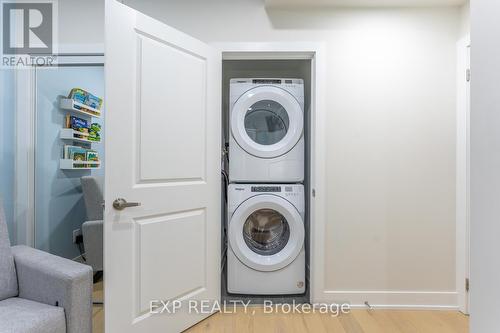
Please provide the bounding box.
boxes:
[104,1,221,332]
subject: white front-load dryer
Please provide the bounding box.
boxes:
[229,78,304,183]
[227,184,305,295]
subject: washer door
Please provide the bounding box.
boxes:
[231,86,303,158]
[229,194,304,272]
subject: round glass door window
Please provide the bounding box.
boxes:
[244,100,290,145]
[242,209,290,256]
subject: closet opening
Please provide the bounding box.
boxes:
[220,54,315,304]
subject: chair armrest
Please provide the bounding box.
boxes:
[82,220,103,272]
[12,245,93,333]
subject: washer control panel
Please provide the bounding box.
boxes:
[229,184,305,214]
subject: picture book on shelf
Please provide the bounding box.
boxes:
[88,123,101,142]
[66,115,89,132]
[68,88,103,112]
[63,145,100,168]
[64,145,87,161]
[86,150,99,162]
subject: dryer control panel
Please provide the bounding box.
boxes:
[251,186,281,192]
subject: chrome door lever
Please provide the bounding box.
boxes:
[113,198,141,210]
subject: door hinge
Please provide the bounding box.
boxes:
[312,189,316,197]
[466,278,470,292]
[466,68,471,82]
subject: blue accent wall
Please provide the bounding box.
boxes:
[0,69,16,244]
[35,66,104,259]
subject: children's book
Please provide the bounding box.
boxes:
[68,115,88,131]
[68,88,103,112]
[64,145,87,161]
[86,150,99,162]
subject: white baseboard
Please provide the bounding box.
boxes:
[316,290,458,310]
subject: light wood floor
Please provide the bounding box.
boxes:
[185,307,468,333]
[92,282,468,333]
[92,280,104,333]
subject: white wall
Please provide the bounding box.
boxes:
[458,0,470,38]
[57,0,104,51]
[118,0,462,307]
[470,0,500,331]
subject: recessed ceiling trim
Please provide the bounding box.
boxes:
[265,0,467,8]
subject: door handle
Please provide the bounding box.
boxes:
[113,198,141,210]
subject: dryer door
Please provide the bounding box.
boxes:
[231,86,303,158]
[229,194,304,271]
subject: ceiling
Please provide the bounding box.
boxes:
[265,0,467,8]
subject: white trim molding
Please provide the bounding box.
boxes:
[14,67,36,247]
[307,44,328,307]
[322,290,459,310]
[456,34,471,315]
[58,43,105,55]
[56,54,105,66]
[212,41,328,305]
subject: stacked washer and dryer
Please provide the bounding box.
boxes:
[227,78,306,295]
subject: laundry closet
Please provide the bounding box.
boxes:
[221,59,312,302]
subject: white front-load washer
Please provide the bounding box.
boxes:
[229,78,304,183]
[227,184,305,295]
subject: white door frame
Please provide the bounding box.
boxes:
[212,42,327,303]
[13,49,104,247]
[14,68,36,246]
[456,34,471,315]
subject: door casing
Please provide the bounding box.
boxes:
[213,42,327,303]
[456,34,471,315]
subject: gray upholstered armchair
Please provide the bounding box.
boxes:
[81,176,104,276]
[0,204,93,333]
